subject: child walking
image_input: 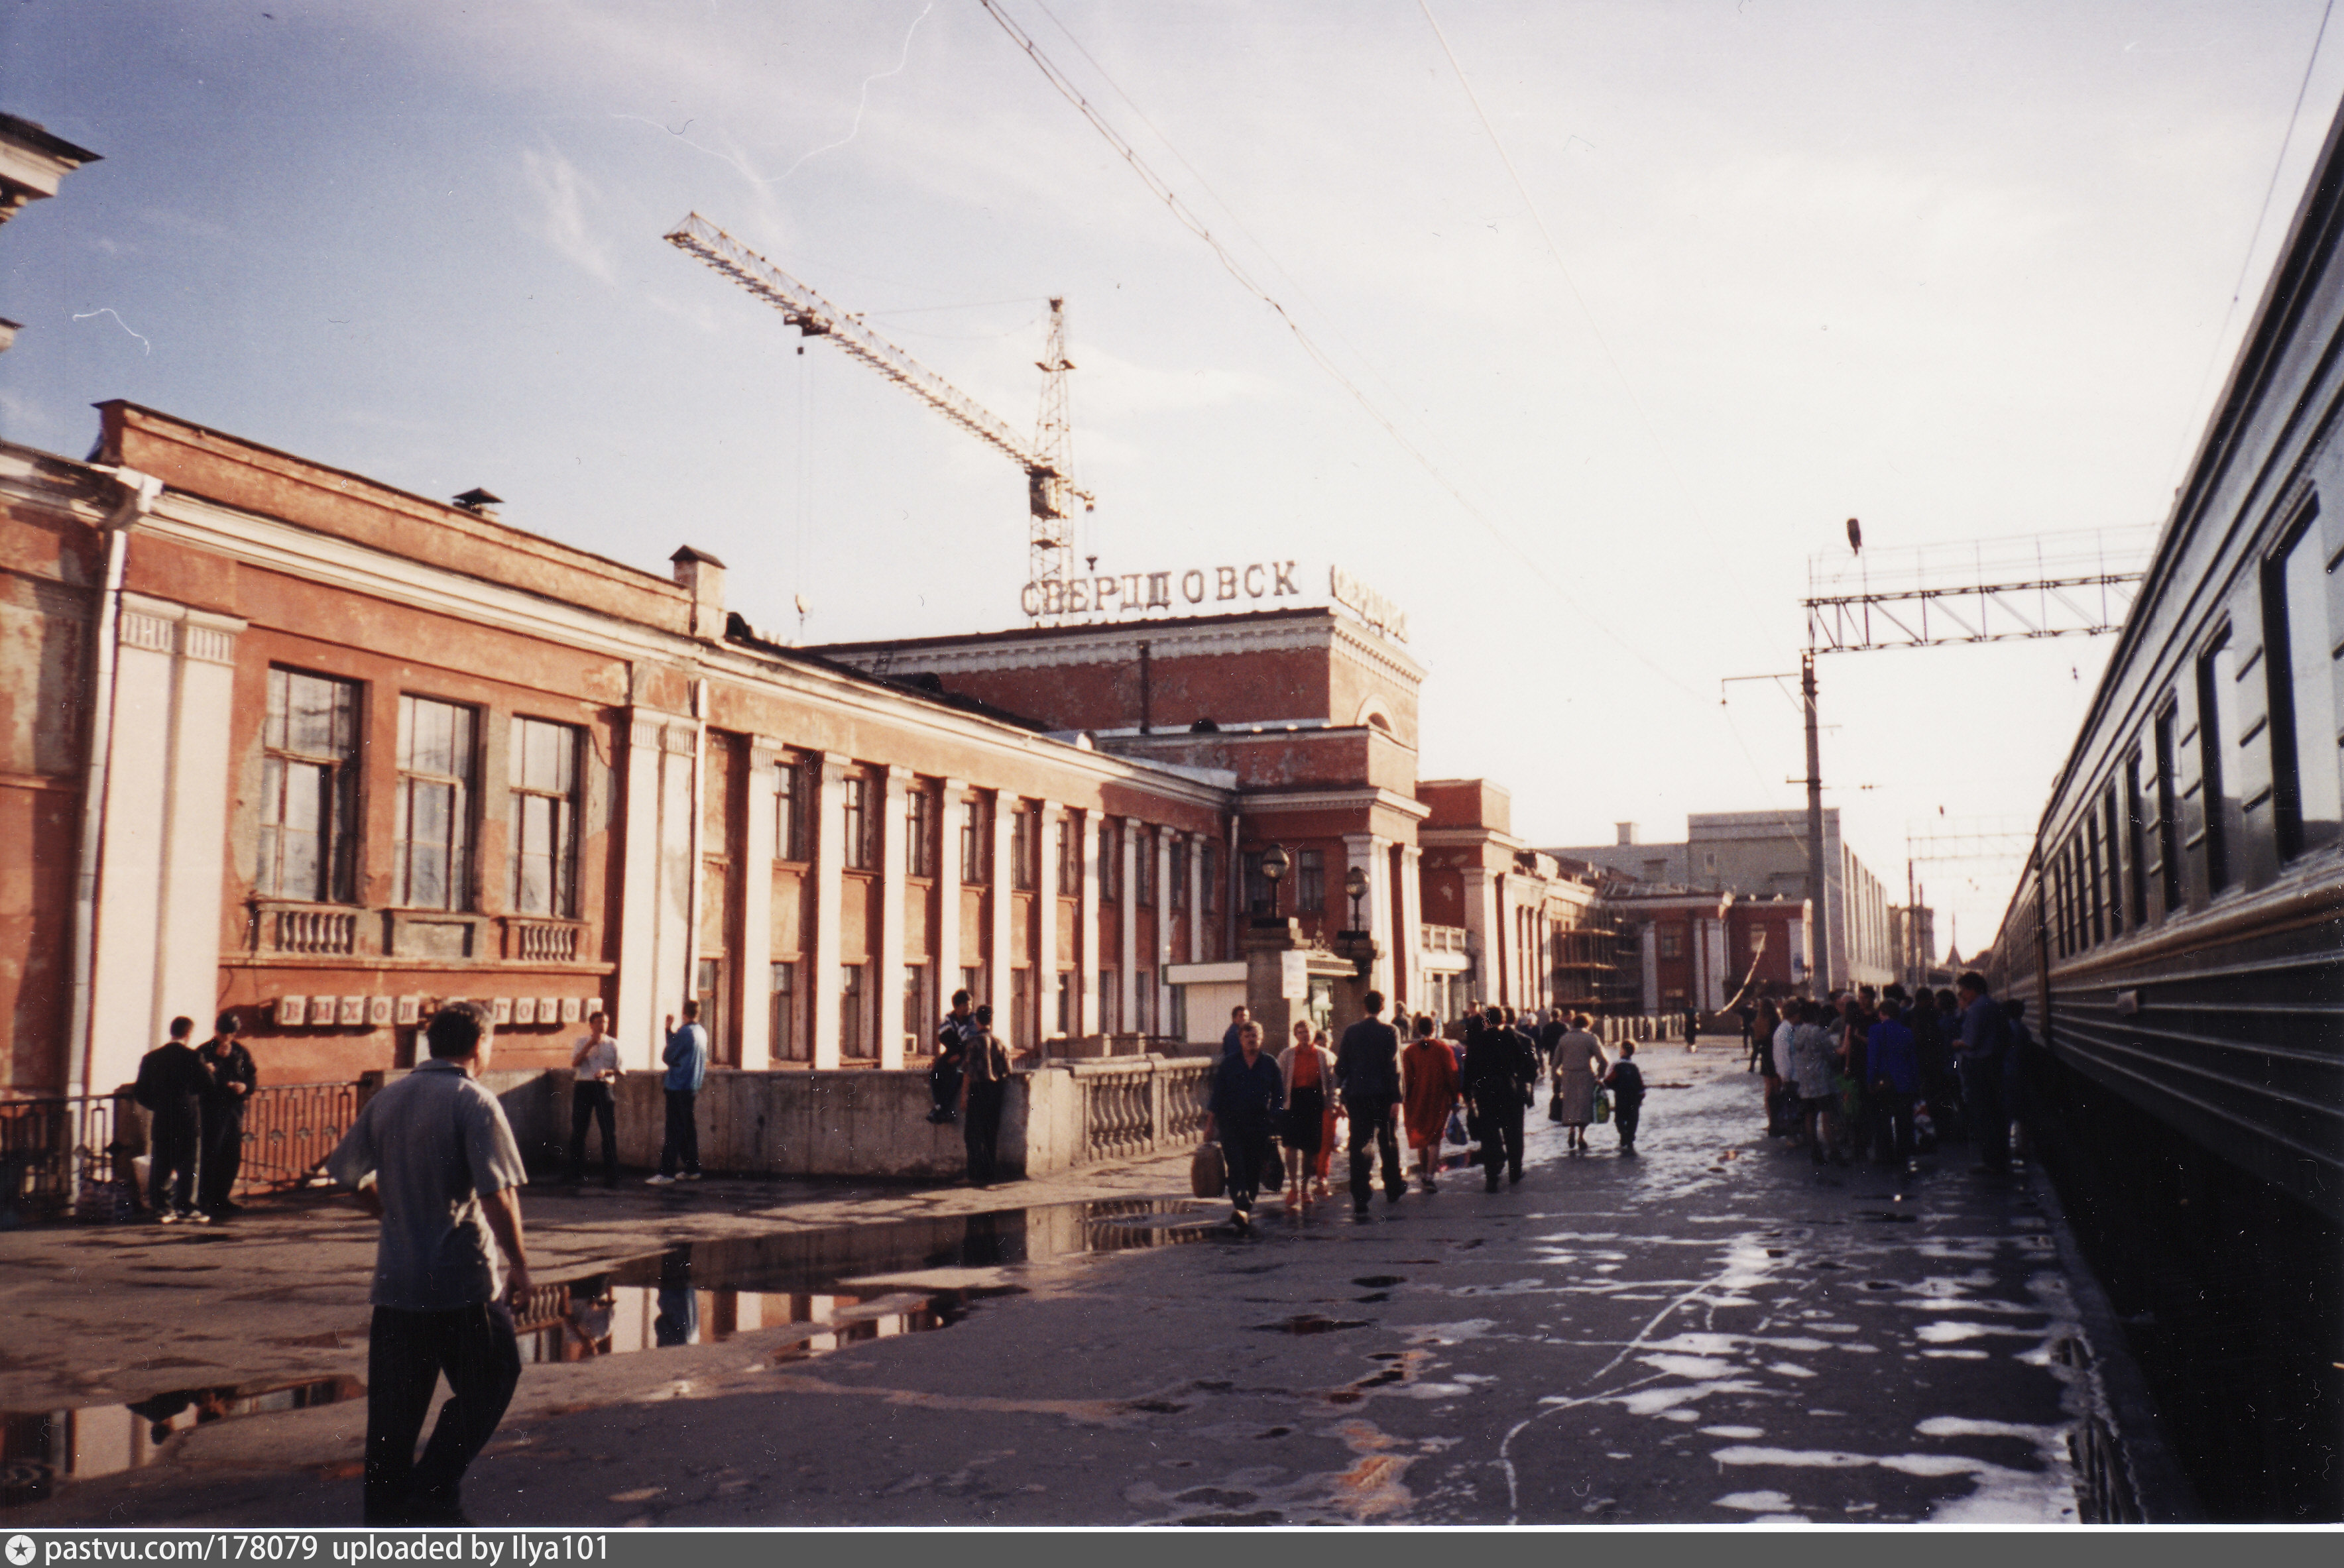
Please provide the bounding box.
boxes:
[1605,1042,1646,1156]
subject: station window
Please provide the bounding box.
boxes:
[776,757,808,862]
[2265,511,2342,858]
[1242,851,1270,915]
[1169,837,1188,908]
[1011,805,1037,891]
[961,795,992,885]
[1658,926,1684,960]
[1202,844,1220,913]
[508,715,580,918]
[906,785,935,879]
[839,964,866,1058]
[1135,828,1155,905]
[394,695,476,911]
[1296,848,1325,916]
[1057,814,1079,893]
[771,962,801,1062]
[842,775,872,871]
[1100,819,1121,901]
[259,667,361,904]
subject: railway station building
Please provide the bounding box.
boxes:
[3,403,1623,1101]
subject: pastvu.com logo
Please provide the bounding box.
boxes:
[7,1532,36,1566]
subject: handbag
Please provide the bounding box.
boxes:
[1190,1139,1226,1198]
[1594,1086,1612,1125]
[1263,1139,1287,1192]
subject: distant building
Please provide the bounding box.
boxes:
[0,113,101,355]
[1546,812,1898,991]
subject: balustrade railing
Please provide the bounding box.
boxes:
[1073,1057,1213,1165]
[275,907,358,956]
[506,919,581,963]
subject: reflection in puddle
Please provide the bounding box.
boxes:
[1,1376,361,1508]
[4,1198,1215,1508]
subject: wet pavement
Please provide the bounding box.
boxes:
[1,1038,2149,1525]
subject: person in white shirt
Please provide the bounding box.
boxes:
[566,1007,620,1185]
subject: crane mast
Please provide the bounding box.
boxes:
[664,212,1092,608]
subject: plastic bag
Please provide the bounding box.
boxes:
[1912,1107,1938,1154]
[1446,1108,1469,1146]
[1190,1140,1226,1198]
[1594,1086,1612,1125]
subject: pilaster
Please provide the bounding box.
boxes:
[1035,799,1059,1042]
[1077,811,1100,1038]
[1342,832,1395,1001]
[935,779,966,1029]
[1118,821,1138,1034]
[988,791,1015,1038]
[1186,835,1205,964]
[86,595,246,1093]
[876,764,908,1069]
[1460,865,1498,1010]
[809,755,847,1070]
[1153,828,1174,1035]
[1397,845,1424,1015]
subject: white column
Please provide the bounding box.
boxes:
[654,717,699,1050]
[1077,811,1100,1038]
[1153,828,1174,1035]
[615,712,664,1062]
[1460,866,1497,1009]
[988,791,1014,1027]
[876,764,908,1070]
[1397,845,1424,1015]
[86,596,246,1094]
[736,739,782,1070]
[1342,832,1393,999]
[1641,924,1661,1013]
[1118,822,1138,1035]
[1186,835,1204,963]
[1035,799,1059,1042]
[809,755,847,1070]
[935,779,965,1025]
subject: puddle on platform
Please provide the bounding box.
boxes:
[3,1198,1216,1508]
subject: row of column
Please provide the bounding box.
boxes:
[615,706,1222,1070]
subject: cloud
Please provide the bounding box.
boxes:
[520,144,615,282]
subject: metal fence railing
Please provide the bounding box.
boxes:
[0,1081,363,1224]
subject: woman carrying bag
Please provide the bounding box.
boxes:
[1203,1021,1284,1231]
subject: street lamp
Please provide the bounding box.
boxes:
[1344,864,1369,930]
[1259,842,1289,919]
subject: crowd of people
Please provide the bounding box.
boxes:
[1201,994,1650,1228]
[1755,970,2033,1177]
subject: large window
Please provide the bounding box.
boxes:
[1056,815,1077,893]
[840,964,866,1058]
[1011,804,1038,891]
[394,696,476,911]
[904,964,931,1048]
[1169,836,1187,908]
[1296,848,1325,917]
[841,775,871,871]
[1202,844,1220,913]
[259,667,361,903]
[1134,828,1155,906]
[1100,820,1122,901]
[776,757,808,862]
[961,795,992,885]
[2268,515,2342,858]
[508,716,580,917]
[907,786,936,879]
[1242,851,1270,915]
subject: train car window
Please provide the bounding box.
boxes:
[2103,785,2125,938]
[2198,632,2243,893]
[2085,812,2106,946]
[2154,704,2182,915]
[2123,756,2149,927]
[2262,514,2341,859]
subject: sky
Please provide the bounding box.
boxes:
[5,0,2341,960]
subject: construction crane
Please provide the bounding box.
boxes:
[664,212,1092,609]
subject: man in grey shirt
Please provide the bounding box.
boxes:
[328,1002,531,1526]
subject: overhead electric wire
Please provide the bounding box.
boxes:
[972,0,1705,702]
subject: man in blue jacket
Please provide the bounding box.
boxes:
[1866,988,1922,1165]
[648,1001,707,1185]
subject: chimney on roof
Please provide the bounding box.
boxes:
[452,488,502,518]
[672,546,727,640]
[1616,822,1638,846]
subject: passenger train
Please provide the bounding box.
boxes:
[1985,99,2344,1520]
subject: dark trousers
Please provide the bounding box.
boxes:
[363,1302,520,1524]
[149,1116,198,1215]
[929,1060,963,1123]
[964,1080,1006,1184]
[1345,1095,1403,1206]
[1869,1089,1915,1162]
[198,1107,243,1213]
[1615,1099,1642,1148]
[1959,1057,2009,1172]
[1475,1097,1525,1183]
[658,1088,699,1177]
[568,1083,616,1179]
[1221,1114,1273,1214]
